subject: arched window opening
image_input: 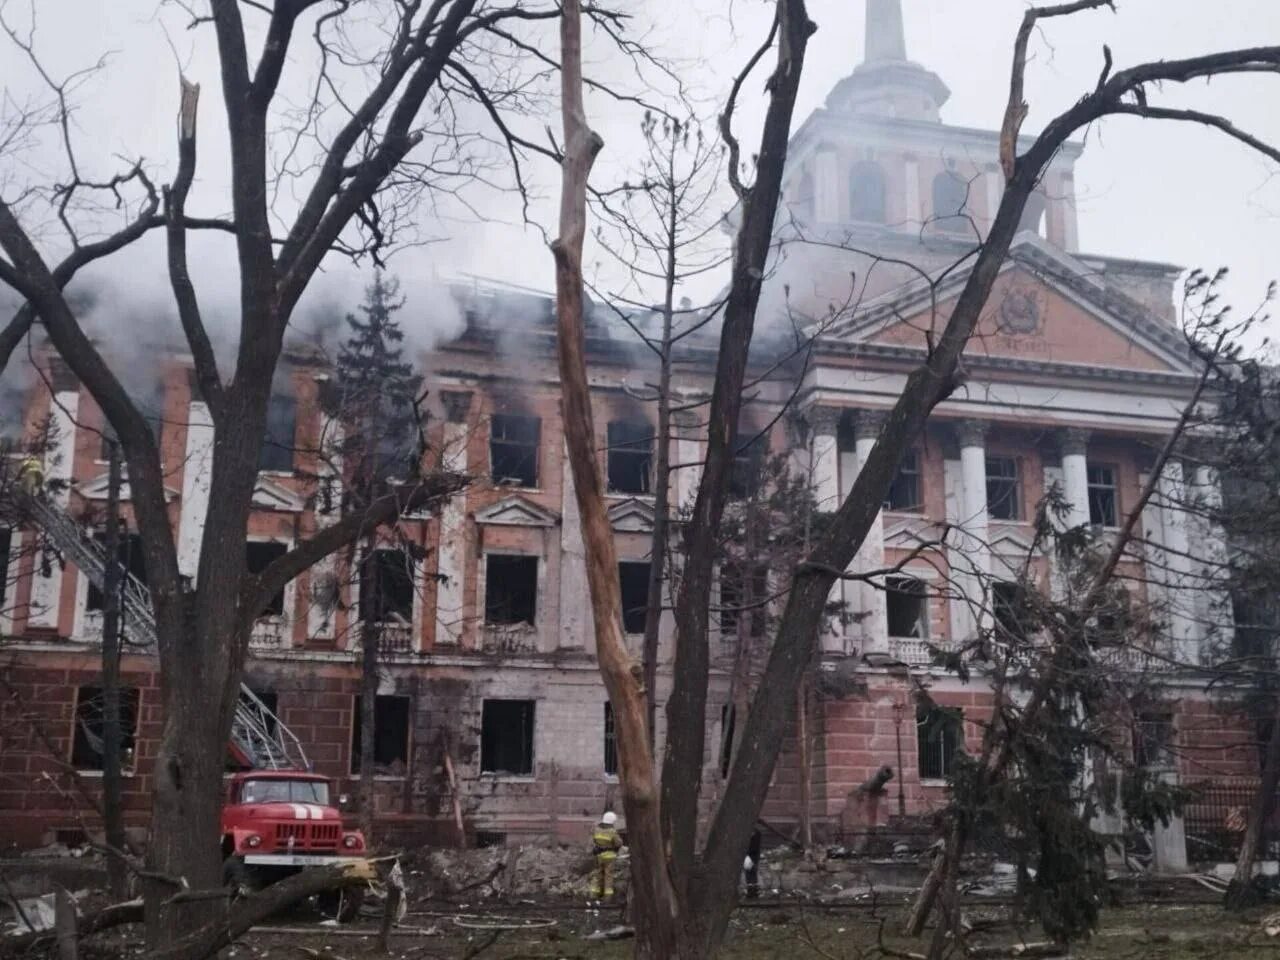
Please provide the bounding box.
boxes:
[932,170,969,232]
[792,171,816,219]
[848,162,887,224]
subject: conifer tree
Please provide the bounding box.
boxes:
[334,272,425,843]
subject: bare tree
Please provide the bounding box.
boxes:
[0,0,656,945]
[552,1,1280,956]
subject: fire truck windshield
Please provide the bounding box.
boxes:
[240,778,330,805]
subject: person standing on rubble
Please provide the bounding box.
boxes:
[590,810,623,900]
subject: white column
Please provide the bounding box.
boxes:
[432,391,471,646]
[177,400,214,581]
[839,447,861,653]
[809,405,841,513]
[304,413,343,643]
[815,150,839,223]
[673,410,702,513]
[1059,428,1090,529]
[1192,462,1233,651]
[559,439,590,650]
[984,167,1003,235]
[29,389,79,629]
[956,421,992,640]
[807,406,844,654]
[853,412,887,651]
[1156,461,1198,662]
[903,156,921,228]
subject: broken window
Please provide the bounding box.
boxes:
[480,699,535,776]
[1087,464,1118,527]
[489,413,540,487]
[618,561,650,635]
[484,555,537,626]
[991,581,1027,642]
[1232,594,1275,660]
[718,564,767,637]
[0,527,11,608]
[246,541,288,617]
[71,685,140,771]
[848,161,887,223]
[886,576,928,638]
[350,694,411,775]
[728,430,766,500]
[986,456,1020,521]
[259,392,297,472]
[606,420,653,494]
[88,533,146,611]
[360,548,415,624]
[603,702,618,776]
[1132,710,1174,770]
[917,703,962,779]
[883,451,923,513]
[932,170,968,231]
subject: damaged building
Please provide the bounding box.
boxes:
[0,0,1260,869]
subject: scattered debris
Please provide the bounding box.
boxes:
[584,925,634,941]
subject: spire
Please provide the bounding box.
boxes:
[865,0,907,63]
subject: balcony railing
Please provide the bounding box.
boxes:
[481,621,538,654]
[888,636,933,665]
[250,617,289,649]
[349,620,415,653]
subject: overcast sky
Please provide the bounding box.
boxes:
[3,0,1278,356]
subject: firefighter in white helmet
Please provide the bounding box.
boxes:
[590,810,622,900]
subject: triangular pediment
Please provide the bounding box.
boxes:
[822,236,1197,378]
[883,517,943,549]
[474,494,559,527]
[76,471,178,503]
[608,497,655,533]
[252,476,306,513]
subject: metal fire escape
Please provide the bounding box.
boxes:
[20,491,309,771]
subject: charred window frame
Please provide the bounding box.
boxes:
[603,702,618,777]
[350,694,411,775]
[246,541,288,617]
[992,581,1027,643]
[728,430,766,500]
[618,561,650,635]
[259,392,298,473]
[484,554,538,626]
[886,575,929,639]
[1232,594,1276,660]
[917,703,962,779]
[884,450,923,513]
[986,456,1021,521]
[360,548,415,625]
[480,699,535,776]
[1132,710,1175,770]
[71,685,141,771]
[490,414,540,488]
[606,421,653,495]
[1087,464,1118,528]
[88,532,147,612]
[718,563,768,637]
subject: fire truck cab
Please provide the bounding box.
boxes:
[221,770,367,920]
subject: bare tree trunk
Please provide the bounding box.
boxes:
[100,444,127,898]
[552,3,683,955]
[1226,692,1280,910]
[797,677,812,851]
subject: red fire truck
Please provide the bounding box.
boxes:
[221,770,368,921]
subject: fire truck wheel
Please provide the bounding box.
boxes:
[317,886,364,923]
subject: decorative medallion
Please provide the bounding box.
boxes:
[997,287,1042,334]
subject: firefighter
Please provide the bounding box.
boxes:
[590,810,622,900]
[17,452,43,496]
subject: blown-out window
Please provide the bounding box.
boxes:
[606,421,653,494]
[71,685,140,771]
[481,699,535,776]
[917,704,962,779]
[490,414,540,487]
